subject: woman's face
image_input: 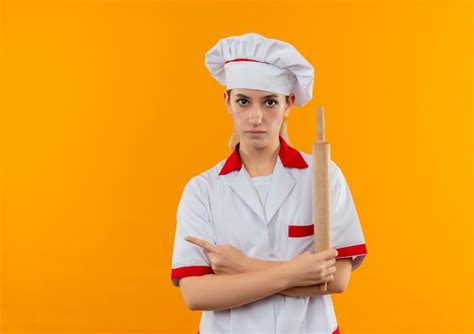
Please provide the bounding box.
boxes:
[224,88,295,149]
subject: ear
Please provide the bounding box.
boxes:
[224,91,231,114]
[289,94,296,107]
[284,94,295,117]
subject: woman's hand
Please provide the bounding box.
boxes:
[184,236,250,275]
[285,249,338,287]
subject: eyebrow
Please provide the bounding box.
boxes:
[234,93,279,99]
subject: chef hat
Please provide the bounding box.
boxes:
[204,32,315,107]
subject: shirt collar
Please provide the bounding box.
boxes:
[218,135,308,176]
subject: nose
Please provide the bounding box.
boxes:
[248,105,263,125]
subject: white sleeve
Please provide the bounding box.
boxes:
[170,176,216,287]
[330,161,368,271]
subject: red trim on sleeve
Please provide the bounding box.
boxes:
[171,265,215,279]
[335,244,367,259]
[288,224,314,237]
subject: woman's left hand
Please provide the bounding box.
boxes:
[184,236,250,275]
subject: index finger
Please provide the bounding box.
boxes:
[184,236,218,252]
[321,249,339,260]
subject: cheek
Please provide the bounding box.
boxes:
[268,112,284,126]
[231,112,245,126]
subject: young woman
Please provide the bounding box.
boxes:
[171,32,368,334]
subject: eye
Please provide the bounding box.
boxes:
[236,98,249,106]
[265,99,278,107]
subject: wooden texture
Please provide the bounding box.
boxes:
[313,106,332,292]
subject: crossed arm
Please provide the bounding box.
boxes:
[178,236,353,311]
[245,256,352,297]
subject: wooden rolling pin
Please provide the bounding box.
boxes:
[313,106,332,292]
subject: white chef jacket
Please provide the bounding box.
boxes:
[251,174,273,212]
[171,135,368,334]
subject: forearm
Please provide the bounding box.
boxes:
[279,282,337,296]
[180,263,292,311]
[245,257,337,296]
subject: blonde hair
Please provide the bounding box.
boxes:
[226,89,291,151]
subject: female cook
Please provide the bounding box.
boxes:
[170,32,368,334]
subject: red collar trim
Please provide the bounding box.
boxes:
[218,135,308,176]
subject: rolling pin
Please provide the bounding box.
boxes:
[312,105,332,292]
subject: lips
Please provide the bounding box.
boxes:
[247,131,265,133]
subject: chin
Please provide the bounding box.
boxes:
[242,136,269,148]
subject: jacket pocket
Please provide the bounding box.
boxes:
[288,224,314,237]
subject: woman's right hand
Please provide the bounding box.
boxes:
[285,249,338,287]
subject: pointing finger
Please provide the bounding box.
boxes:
[184,236,218,252]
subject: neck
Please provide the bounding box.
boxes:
[239,136,280,177]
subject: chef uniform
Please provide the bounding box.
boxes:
[170,32,368,334]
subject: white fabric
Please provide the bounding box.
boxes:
[205,32,315,107]
[250,173,273,211]
[171,152,367,333]
[251,174,287,326]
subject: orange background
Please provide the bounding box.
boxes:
[0,0,472,333]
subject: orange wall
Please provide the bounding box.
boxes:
[0,0,472,333]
